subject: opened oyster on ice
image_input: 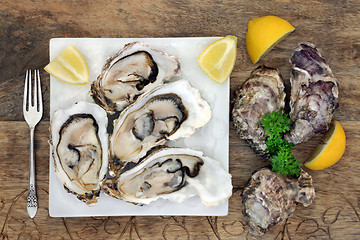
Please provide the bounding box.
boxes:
[108,79,212,176]
[50,101,108,205]
[50,40,232,211]
[232,65,286,156]
[242,168,315,237]
[101,147,232,207]
[286,42,339,144]
[91,42,181,113]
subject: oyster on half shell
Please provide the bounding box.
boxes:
[101,147,232,206]
[91,42,181,113]
[108,79,212,176]
[50,101,108,206]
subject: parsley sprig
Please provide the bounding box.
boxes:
[261,111,300,177]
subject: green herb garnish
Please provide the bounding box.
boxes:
[261,111,300,177]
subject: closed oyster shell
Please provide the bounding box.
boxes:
[50,101,108,206]
[242,168,315,237]
[232,65,286,156]
[91,41,181,113]
[101,147,232,206]
[285,42,339,144]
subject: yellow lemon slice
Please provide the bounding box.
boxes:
[246,16,295,64]
[197,35,237,84]
[304,120,346,170]
[44,44,90,85]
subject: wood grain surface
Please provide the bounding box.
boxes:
[1,0,360,239]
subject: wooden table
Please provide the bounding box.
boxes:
[1,1,360,239]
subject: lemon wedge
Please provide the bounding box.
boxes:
[246,16,295,64]
[197,35,237,84]
[304,120,346,170]
[44,44,90,85]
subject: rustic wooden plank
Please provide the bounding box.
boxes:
[1,0,360,239]
[0,121,358,239]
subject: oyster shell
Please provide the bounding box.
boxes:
[286,42,339,144]
[108,79,211,176]
[232,65,285,156]
[242,168,315,237]
[101,147,232,206]
[91,42,181,113]
[50,101,108,206]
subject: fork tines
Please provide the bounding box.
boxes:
[23,70,42,113]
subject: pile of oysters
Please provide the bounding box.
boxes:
[232,42,338,237]
[50,42,232,207]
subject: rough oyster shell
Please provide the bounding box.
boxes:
[50,101,108,206]
[108,79,212,176]
[242,168,315,237]
[91,42,181,113]
[101,147,232,206]
[232,65,286,156]
[286,42,339,144]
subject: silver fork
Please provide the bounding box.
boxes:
[23,70,43,218]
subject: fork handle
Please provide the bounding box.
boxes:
[27,127,38,218]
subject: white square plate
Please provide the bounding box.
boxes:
[49,37,229,217]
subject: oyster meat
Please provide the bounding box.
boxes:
[109,79,211,176]
[101,147,232,206]
[50,101,108,205]
[91,42,181,113]
[286,42,339,144]
[232,65,285,156]
[242,168,315,237]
